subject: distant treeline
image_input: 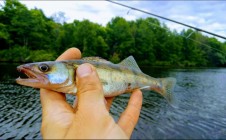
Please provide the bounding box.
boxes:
[0,0,226,67]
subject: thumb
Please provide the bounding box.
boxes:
[76,63,106,110]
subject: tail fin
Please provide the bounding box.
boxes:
[160,77,177,107]
[148,77,177,107]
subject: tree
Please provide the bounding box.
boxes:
[106,17,135,61]
[0,0,56,50]
[180,29,208,66]
[131,18,156,65]
[207,37,226,66]
[0,23,10,49]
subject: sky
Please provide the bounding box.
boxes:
[1,1,226,41]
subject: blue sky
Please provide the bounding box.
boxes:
[1,1,226,41]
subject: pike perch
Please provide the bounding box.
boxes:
[16,56,176,104]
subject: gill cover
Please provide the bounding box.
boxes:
[47,63,69,84]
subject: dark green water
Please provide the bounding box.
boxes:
[0,63,226,139]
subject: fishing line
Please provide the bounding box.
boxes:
[110,1,226,56]
[106,0,226,40]
[181,34,226,56]
[186,30,196,39]
[146,20,226,56]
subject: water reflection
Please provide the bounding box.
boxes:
[0,63,226,139]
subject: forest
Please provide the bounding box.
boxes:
[0,0,226,67]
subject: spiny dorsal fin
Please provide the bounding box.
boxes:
[118,56,142,72]
[81,57,111,63]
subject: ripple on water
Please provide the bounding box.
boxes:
[0,84,42,139]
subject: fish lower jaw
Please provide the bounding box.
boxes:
[16,77,39,83]
[16,77,48,88]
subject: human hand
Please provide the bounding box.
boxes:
[40,48,143,139]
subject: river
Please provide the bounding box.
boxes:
[0,63,226,139]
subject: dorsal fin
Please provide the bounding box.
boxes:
[81,57,111,63]
[118,56,142,72]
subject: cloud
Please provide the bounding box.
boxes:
[20,1,145,26]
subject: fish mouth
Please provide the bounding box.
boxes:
[16,65,48,87]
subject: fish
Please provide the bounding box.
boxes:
[16,56,177,105]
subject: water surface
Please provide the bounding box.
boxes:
[0,63,226,139]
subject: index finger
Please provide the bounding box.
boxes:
[56,48,81,61]
[118,89,143,137]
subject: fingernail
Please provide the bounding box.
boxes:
[77,64,92,78]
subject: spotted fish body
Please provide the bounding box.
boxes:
[16,56,176,104]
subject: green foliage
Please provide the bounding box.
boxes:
[0,46,30,62]
[28,50,56,62]
[110,53,120,63]
[106,17,135,60]
[0,0,226,67]
[0,47,56,62]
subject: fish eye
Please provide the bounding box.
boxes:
[38,64,49,72]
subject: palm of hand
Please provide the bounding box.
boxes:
[41,90,127,139]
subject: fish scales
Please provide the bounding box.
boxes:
[96,67,137,97]
[84,60,149,96]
